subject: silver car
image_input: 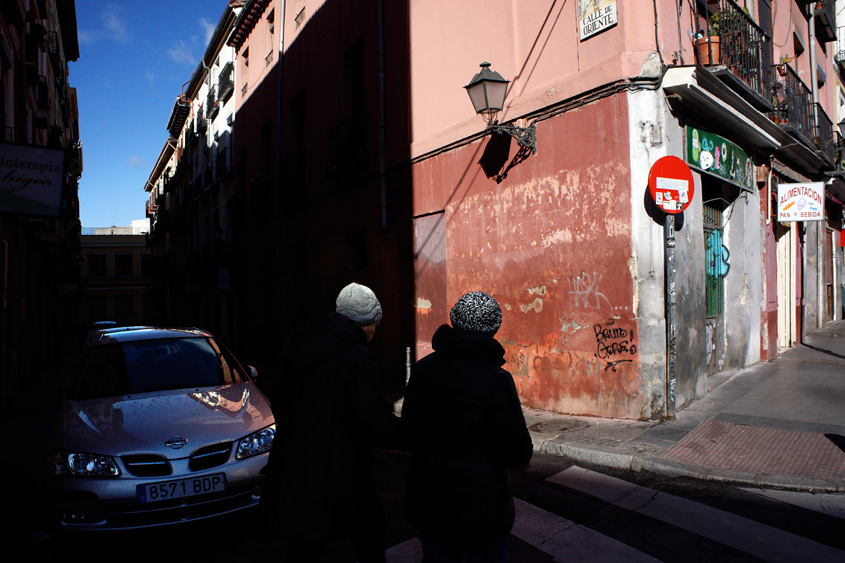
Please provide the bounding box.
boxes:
[48,326,275,531]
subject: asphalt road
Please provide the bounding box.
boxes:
[22,450,845,563]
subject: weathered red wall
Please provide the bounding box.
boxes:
[414,94,643,418]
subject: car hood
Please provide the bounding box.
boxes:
[57,382,274,457]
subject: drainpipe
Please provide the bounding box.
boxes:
[377,0,387,237]
[810,8,823,328]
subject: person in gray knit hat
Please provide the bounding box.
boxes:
[336,282,383,341]
[262,282,405,563]
[403,290,532,562]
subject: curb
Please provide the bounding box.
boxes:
[533,437,845,493]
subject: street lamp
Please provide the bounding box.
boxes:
[464,62,537,154]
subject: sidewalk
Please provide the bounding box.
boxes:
[525,320,845,492]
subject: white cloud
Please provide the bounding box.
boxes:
[102,5,130,43]
[128,155,148,169]
[200,18,215,47]
[77,4,130,44]
[168,39,197,65]
[77,29,95,44]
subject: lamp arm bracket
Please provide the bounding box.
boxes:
[489,120,537,154]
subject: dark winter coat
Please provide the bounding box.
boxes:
[262,311,406,541]
[402,324,533,542]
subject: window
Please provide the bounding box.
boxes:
[141,253,151,276]
[267,8,275,35]
[115,294,135,320]
[87,253,106,277]
[115,253,133,276]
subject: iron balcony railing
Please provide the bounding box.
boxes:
[815,103,834,164]
[695,0,773,105]
[769,62,836,166]
[835,26,845,77]
[218,62,234,102]
[769,63,814,145]
[207,86,217,119]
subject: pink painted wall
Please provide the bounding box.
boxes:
[408,0,684,158]
[414,94,642,418]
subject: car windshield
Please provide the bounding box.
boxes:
[69,337,248,400]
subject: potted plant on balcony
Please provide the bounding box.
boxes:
[697,12,721,66]
[776,55,793,77]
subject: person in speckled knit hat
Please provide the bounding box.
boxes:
[262,282,406,563]
[402,291,533,563]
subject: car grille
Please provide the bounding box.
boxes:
[189,442,233,472]
[123,454,172,477]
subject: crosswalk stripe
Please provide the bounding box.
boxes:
[386,537,423,562]
[511,498,661,562]
[547,466,845,563]
[740,487,845,520]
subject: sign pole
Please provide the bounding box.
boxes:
[664,214,677,418]
[648,155,692,420]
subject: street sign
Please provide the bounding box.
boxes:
[648,156,694,214]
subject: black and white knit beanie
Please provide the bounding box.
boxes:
[336,282,383,326]
[449,291,502,335]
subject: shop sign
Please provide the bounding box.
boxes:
[0,143,64,217]
[778,182,824,222]
[579,0,617,41]
[686,127,753,193]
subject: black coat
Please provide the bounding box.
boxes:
[402,324,533,542]
[262,312,405,541]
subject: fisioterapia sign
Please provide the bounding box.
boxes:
[778,182,824,222]
[0,143,64,217]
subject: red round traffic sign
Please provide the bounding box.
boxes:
[648,156,694,214]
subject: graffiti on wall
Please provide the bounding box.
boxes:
[704,317,725,374]
[568,272,612,310]
[593,319,637,371]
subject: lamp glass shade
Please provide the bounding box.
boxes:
[465,63,509,121]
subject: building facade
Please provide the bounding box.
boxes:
[146,0,844,419]
[80,225,151,327]
[0,0,82,407]
[146,2,243,346]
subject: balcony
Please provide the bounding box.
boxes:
[695,0,773,111]
[834,26,845,77]
[218,62,234,102]
[802,0,836,44]
[769,63,814,146]
[768,63,835,169]
[207,86,219,120]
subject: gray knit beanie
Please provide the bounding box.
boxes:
[336,282,383,326]
[449,291,502,335]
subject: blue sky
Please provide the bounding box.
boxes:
[74,1,228,228]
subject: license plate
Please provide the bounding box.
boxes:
[136,473,226,503]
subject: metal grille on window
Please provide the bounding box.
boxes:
[704,205,726,318]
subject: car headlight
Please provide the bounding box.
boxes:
[51,451,120,477]
[236,424,275,459]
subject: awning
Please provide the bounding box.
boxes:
[166,97,191,138]
[662,66,827,174]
